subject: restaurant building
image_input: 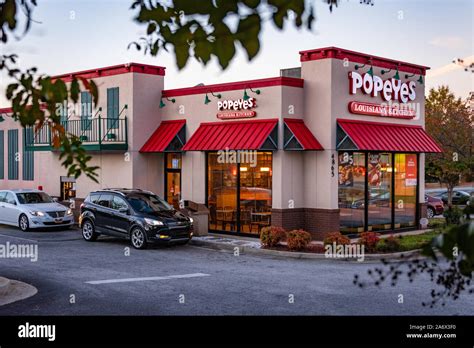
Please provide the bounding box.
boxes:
[0,47,442,239]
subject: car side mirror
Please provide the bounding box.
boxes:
[119,208,129,215]
[53,197,59,202]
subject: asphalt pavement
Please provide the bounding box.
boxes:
[0,225,473,315]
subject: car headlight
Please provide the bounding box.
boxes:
[66,208,73,215]
[144,218,164,226]
[189,217,194,224]
[30,211,45,217]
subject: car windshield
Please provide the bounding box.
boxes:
[127,194,174,214]
[16,192,53,204]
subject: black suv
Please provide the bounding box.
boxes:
[79,189,193,249]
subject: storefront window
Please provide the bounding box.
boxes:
[207,152,272,235]
[208,153,238,232]
[165,153,181,209]
[394,153,417,228]
[338,152,366,233]
[239,152,272,234]
[367,153,392,231]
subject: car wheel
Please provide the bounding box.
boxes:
[19,214,29,232]
[131,227,147,250]
[82,220,98,242]
[427,207,435,219]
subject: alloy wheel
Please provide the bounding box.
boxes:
[131,228,146,249]
[19,215,29,231]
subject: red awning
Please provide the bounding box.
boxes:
[182,119,278,151]
[284,118,323,150]
[337,119,442,153]
[140,119,186,152]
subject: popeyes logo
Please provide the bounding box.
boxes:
[217,98,257,120]
[349,71,417,103]
[348,71,419,119]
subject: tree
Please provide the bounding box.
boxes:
[425,86,474,206]
[1,0,374,179]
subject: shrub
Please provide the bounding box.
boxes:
[286,229,312,251]
[260,226,286,247]
[375,235,401,253]
[358,232,380,252]
[443,206,463,225]
[323,232,351,246]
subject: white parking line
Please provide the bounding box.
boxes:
[86,273,210,285]
[0,233,38,243]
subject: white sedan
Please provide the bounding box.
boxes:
[0,189,74,231]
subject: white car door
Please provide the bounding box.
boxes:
[2,192,20,225]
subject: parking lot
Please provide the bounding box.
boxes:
[0,224,473,316]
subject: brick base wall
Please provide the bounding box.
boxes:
[271,208,340,240]
[271,208,305,231]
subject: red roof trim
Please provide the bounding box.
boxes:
[162,77,304,98]
[182,118,278,151]
[337,118,442,153]
[284,118,324,151]
[52,63,166,82]
[139,119,186,153]
[299,46,429,76]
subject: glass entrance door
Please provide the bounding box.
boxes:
[165,153,182,209]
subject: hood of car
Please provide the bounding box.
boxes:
[21,202,67,212]
[142,210,190,225]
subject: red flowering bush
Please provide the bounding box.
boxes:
[358,232,381,252]
[286,229,312,251]
[323,232,351,246]
[260,226,286,247]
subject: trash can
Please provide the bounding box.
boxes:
[181,201,209,236]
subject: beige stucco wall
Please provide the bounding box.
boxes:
[0,71,164,198]
[157,84,305,208]
[301,57,427,210]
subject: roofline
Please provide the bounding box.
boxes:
[162,76,304,98]
[51,63,166,82]
[299,46,430,76]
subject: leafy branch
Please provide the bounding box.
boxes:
[354,221,474,307]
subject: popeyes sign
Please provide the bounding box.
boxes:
[348,71,418,119]
[217,98,257,120]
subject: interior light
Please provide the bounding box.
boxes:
[260,167,270,172]
[240,167,248,172]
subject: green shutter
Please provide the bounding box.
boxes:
[81,91,92,131]
[0,130,4,180]
[8,129,19,180]
[107,87,119,129]
[23,128,34,181]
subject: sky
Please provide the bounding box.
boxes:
[0,0,473,107]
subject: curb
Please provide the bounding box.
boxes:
[0,276,38,306]
[189,239,423,261]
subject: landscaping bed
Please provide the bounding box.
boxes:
[259,226,441,254]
